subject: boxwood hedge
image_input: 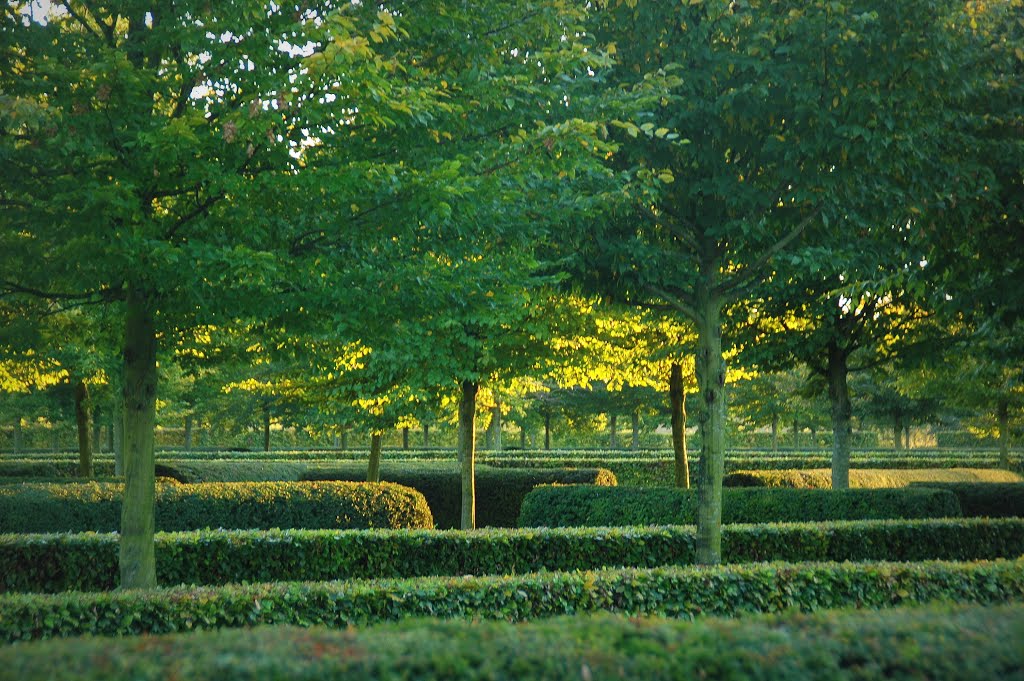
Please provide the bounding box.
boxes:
[2,518,1023,594]
[301,463,617,528]
[723,468,1022,488]
[907,482,1024,518]
[2,604,1021,681]
[0,481,434,534]
[1,559,1021,642]
[518,485,963,527]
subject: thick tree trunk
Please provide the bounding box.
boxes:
[12,418,22,455]
[770,414,779,452]
[793,419,799,449]
[262,407,271,452]
[670,362,690,489]
[184,415,193,450]
[608,414,618,449]
[457,380,479,530]
[402,427,409,450]
[905,425,911,450]
[997,399,1010,468]
[694,296,725,564]
[631,412,640,451]
[341,430,348,450]
[92,406,102,453]
[74,380,94,478]
[422,423,430,447]
[120,287,158,589]
[893,416,903,450]
[367,433,383,482]
[113,399,124,476]
[489,402,502,451]
[827,344,853,490]
[544,413,551,450]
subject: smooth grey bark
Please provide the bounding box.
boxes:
[457,380,479,530]
[184,415,193,450]
[422,423,430,447]
[341,430,348,450]
[120,286,158,589]
[608,414,618,449]
[74,380,94,478]
[402,427,409,450]
[827,342,853,490]
[367,433,383,482]
[631,412,640,451]
[694,293,726,564]
[670,362,690,489]
[489,402,502,451]
[893,417,903,450]
[998,399,1010,468]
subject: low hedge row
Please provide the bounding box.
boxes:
[301,464,617,528]
[3,604,1022,681]
[2,558,1022,642]
[723,468,1022,488]
[0,481,434,534]
[519,485,963,527]
[907,482,1024,518]
[3,518,1023,594]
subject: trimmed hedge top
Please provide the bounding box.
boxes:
[301,463,617,528]
[0,480,434,533]
[3,517,1023,594]
[2,604,1022,680]
[519,485,963,527]
[723,468,1022,488]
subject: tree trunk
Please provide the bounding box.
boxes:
[770,414,779,452]
[458,380,479,530]
[489,402,502,451]
[262,407,271,452]
[113,399,124,476]
[893,416,903,450]
[12,418,22,455]
[631,412,640,451]
[367,433,383,482]
[184,415,193,450]
[608,413,618,449]
[520,426,527,449]
[827,343,853,490]
[544,413,551,450]
[905,425,911,451]
[92,406,102,453]
[997,399,1010,468]
[694,295,725,564]
[793,419,799,449]
[332,433,340,449]
[670,362,690,489]
[402,427,410,450]
[422,423,430,447]
[51,427,59,453]
[74,380,94,478]
[120,287,158,589]
[341,430,348,450]
[107,421,114,453]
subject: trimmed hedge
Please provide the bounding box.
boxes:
[0,481,434,534]
[519,485,963,527]
[907,482,1024,518]
[2,604,1022,680]
[3,518,1023,594]
[723,468,1022,488]
[1,558,1021,642]
[301,463,617,528]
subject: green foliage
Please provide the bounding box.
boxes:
[724,468,1023,489]
[1,558,1021,642]
[2,518,1023,595]
[906,483,1024,519]
[3,603,1024,681]
[519,486,963,527]
[301,463,616,528]
[0,481,433,534]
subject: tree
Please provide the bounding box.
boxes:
[573,0,984,562]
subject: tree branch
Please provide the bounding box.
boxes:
[718,206,821,298]
[644,284,701,324]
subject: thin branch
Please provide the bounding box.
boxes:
[60,1,104,42]
[718,206,821,298]
[2,281,124,303]
[644,284,701,324]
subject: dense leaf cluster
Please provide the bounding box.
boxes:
[2,518,1022,595]
[519,486,963,527]
[0,481,433,534]
[723,468,1022,488]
